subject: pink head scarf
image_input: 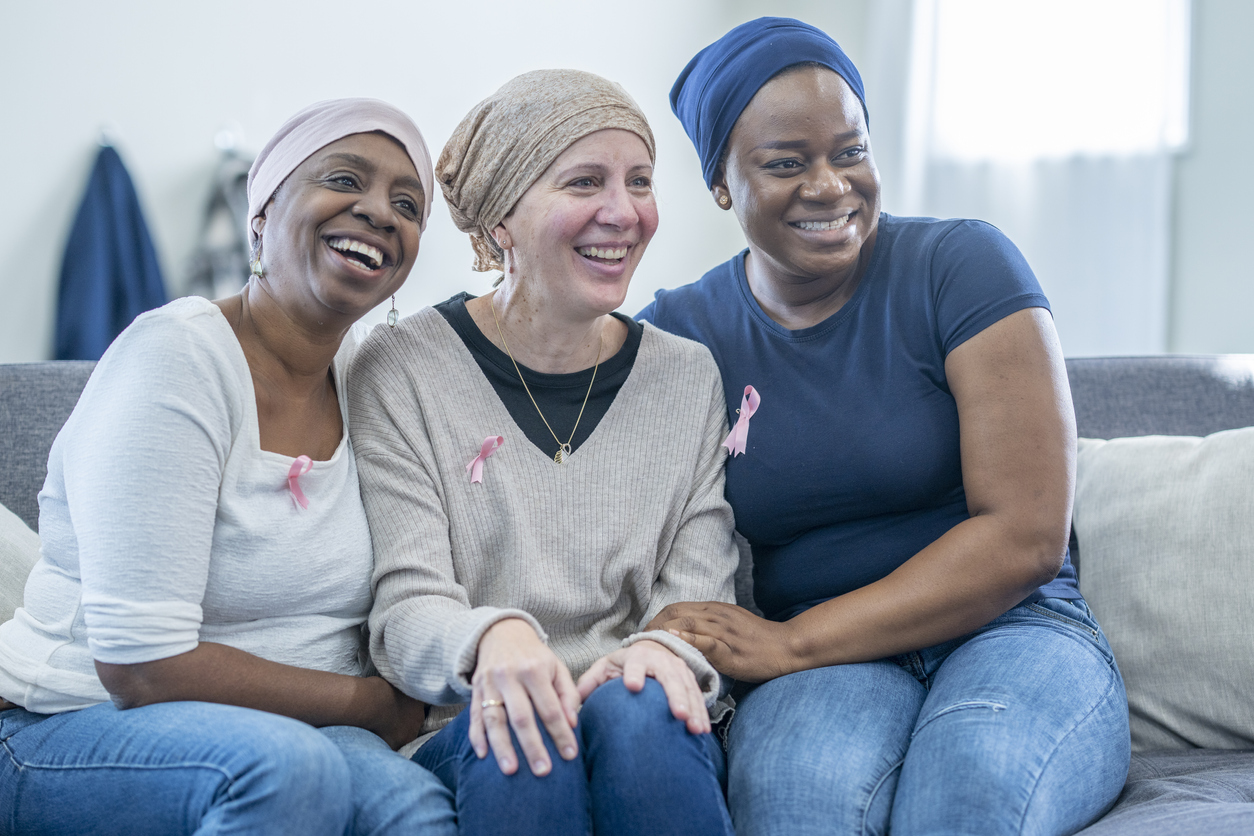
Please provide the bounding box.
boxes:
[246,98,434,245]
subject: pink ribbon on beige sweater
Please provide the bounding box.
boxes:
[466,436,504,484]
[723,385,760,457]
[288,455,313,509]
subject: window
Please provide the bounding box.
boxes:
[925,0,1190,162]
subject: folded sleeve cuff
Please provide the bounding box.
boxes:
[82,594,203,664]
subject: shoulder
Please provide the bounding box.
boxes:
[636,323,723,390]
[92,296,246,393]
[639,321,717,362]
[877,216,1047,354]
[874,212,991,250]
[877,214,1025,268]
[637,251,744,334]
[112,295,233,351]
[347,307,473,426]
[63,297,247,449]
[351,307,458,378]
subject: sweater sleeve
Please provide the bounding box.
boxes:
[622,346,738,705]
[349,335,546,705]
[69,307,236,665]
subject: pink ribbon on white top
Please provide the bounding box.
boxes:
[288,455,313,509]
[466,435,504,484]
[723,385,760,457]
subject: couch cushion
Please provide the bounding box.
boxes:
[1075,429,1254,751]
[0,361,94,530]
[1067,356,1254,440]
[1077,750,1254,835]
[1064,356,1254,578]
[0,501,39,623]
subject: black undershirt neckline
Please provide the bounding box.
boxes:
[435,293,643,461]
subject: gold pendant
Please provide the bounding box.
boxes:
[554,444,572,465]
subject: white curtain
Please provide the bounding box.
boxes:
[865,0,1190,356]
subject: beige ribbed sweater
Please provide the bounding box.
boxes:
[347,308,738,736]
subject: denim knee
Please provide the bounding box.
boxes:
[451,712,587,790]
[419,705,590,836]
[579,678,689,747]
[0,702,355,836]
[320,725,456,836]
[891,607,1130,836]
[580,678,732,836]
[218,715,354,828]
[727,665,925,836]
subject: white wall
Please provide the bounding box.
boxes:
[1,0,759,362]
[4,0,1251,362]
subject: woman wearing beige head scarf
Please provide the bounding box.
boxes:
[348,70,736,835]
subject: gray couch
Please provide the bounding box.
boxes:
[2,357,1253,834]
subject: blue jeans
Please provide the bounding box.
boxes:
[414,677,733,836]
[0,700,456,835]
[728,598,1131,836]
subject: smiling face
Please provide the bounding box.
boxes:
[496,128,657,320]
[254,131,424,324]
[716,65,881,301]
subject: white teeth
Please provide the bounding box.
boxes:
[327,237,383,269]
[793,216,851,231]
[577,246,628,260]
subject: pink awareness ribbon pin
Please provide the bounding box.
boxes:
[723,385,760,457]
[466,435,504,484]
[287,455,313,509]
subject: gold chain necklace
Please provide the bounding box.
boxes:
[490,294,603,465]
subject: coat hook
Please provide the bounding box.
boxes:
[214,120,244,153]
[98,120,121,147]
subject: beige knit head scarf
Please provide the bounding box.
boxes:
[438,69,656,272]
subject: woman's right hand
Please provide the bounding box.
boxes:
[363,677,429,750]
[471,618,581,776]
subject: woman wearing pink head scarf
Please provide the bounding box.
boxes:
[0,100,456,835]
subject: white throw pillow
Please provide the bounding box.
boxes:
[1075,428,1254,752]
[0,502,40,624]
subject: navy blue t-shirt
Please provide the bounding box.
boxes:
[639,214,1080,622]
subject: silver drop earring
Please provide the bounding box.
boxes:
[387,296,398,328]
[249,237,264,279]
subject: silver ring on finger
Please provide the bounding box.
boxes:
[480,699,505,710]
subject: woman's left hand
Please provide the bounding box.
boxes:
[576,640,711,735]
[649,602,799,683]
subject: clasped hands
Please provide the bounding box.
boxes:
[648,600,801,684]
[469,618,710,777]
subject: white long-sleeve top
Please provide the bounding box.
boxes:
[347,308,739,738]
[0,297,373,713]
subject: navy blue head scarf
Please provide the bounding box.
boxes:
[670,17,867,188]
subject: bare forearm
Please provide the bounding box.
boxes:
[781,308,1073,669]
[95,642,392,729]
[659,310,1075,683]
[653,513,1065,683]
[783,513,1062,672]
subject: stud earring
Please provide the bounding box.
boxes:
[718,195,730,208]
[387,295,399,328]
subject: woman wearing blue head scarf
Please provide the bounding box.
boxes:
[641,17,1130,835]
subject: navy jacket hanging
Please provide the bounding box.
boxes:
[55,144,167,360]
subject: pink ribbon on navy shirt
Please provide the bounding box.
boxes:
[466,436,504,484]
[723,385,760,457]
[288,455,313,509]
